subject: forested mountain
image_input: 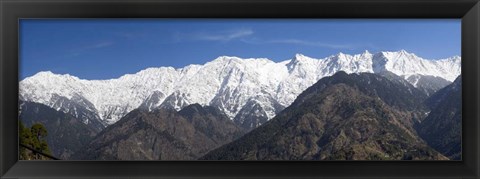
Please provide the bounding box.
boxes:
[201,72,447,160]
[19,101,98,159]
[417,76,462,160]
[73,104,245,160]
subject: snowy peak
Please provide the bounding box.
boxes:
[292,53,312,61]
[362,50,372,55]
[20,50,461,126]
[31,71,78,79]
[372,50,460,81]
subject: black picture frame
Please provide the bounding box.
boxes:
[1,0,479,178]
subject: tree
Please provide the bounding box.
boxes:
[19,121,52,160]
[19,120,32,160]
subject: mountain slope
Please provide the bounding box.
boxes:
[178,104,246,143]
[232,93,285,131]
[405,75,451,96]
[73,104,245,160]
[20,50,461,128]
[47,93,106,131]
[417,76,462,160]
[201,72,446,160]
[19,101,99,159]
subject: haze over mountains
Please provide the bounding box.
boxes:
[20,50,461,131]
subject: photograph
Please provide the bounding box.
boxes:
[18,19,461,161]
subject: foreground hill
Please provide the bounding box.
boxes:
[417,76,462,160]
[201,72,446,160]
[19,101,99,159]
[73,104,245,160]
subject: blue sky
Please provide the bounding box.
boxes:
[20,19,460,80]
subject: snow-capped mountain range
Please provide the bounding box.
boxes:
[19,50,461,128]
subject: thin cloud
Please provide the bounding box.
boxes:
[115,31,148,39]
[176,29,356,50]
[197,29,254,41]
[242,38,353,49]
[88,41,114,49]
[67,41,114,57]
[175,28,254,42]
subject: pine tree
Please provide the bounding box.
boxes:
[19,121,52,160]
[19,120,31,159]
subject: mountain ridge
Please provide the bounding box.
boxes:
[20,50,461,127]
[417,76,462,160]
[73,103,246,160]
[200,72,447,160]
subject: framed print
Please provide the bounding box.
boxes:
[1,0,480,178]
